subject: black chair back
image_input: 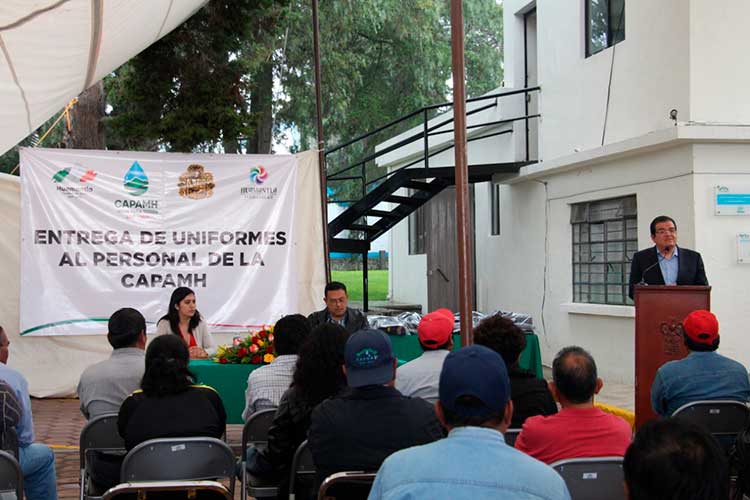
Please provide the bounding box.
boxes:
[79,413,125,500]
[240,408,279,499]
[673,400,750,453]
[317,471,376,500]
[552,457,625,500]
[120,437,236,495]
[289,440,316,500]
[0,449,23,499]
[102,480,230,499]
[504,428,521,447]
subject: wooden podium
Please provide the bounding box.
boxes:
[634,285,711,429]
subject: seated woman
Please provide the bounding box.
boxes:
[247,323,350,496]
[156,286,215,359]
[118,334,226,451]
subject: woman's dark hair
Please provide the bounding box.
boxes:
[624,418,727,500]
[473,315,526,368]
[141,334,195,397]
[160,287,201,337]
[292,323,350,407]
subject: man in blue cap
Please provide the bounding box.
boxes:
[308,328,443,484]
[368,344,570,500]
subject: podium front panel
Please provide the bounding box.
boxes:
[634,285,711,429]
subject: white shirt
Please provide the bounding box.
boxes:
[395,350,450,404]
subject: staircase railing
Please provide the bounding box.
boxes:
[324,86,541,207]
[323,86,541,310]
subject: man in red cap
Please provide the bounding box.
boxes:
[651,309,750,417]
[395,309,455,404]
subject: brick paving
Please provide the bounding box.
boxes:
[30,398,244,499]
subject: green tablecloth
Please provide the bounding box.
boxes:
[389,333,543,379]
[191,332,543,424]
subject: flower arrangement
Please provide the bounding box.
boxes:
[213,326,275,365]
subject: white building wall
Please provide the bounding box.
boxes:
[389,217,427,310]
[692,143,750,367]
[689,1,750,124]
[504,0,690,161]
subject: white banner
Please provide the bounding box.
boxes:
[20,148,299,336]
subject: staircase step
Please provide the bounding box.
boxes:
[348,224,376,233]
[365,209,399,219]
[329,238,370,254]
[401,180,437,192]
[384,195,422,206]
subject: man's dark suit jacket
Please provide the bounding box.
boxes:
[628,246,708,299]
[307,307,366,334]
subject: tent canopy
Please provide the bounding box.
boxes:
[0,0,207,155]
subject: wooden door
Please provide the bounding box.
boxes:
[426,186,475,311]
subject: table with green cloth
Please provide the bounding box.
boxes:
[190,332,543,424]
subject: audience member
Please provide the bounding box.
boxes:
[118,335,226,451]
[307,282,366,333]
[624,418,727,500]
[247,323,350,497]
[309,329,443,483]
[473,315,557,427]
[651,309,750,417]
[0,329,58,499]
[0,326,9,364]
[77,308,148,492]
[395,308,454,403]
[369,345,570,500]
[0,381,21,454]
[515,346,631,464]
[78,308,147,419]
[242,314,310,421]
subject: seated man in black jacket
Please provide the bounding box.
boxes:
[307,282,366,334]
[473,315,557,428]
[308,329,443,484]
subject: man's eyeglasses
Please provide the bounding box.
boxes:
[656,228,677,235]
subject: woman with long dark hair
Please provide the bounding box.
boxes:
[156,286,215,358]
[246,323,350,493]
[118,335,226,451]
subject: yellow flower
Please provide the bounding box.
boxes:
[215,346,227,356]
[263,353,275,363]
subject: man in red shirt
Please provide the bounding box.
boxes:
[515,346,631,464]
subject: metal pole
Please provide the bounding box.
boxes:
[312,0,331,282]
[363,251,369,312]
[450,0,474,347]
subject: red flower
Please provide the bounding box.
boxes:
[251,355,261,364]
[266,345,274,355]
[237,347,248,358]
[219,358,228,364]
[258,330,268,339]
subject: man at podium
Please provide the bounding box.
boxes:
[628,215,708,299]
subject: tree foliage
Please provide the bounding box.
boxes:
[3,0,504,176]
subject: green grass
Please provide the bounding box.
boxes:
[332,270,388,301]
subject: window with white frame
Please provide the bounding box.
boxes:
[586,0,625,57]
[490,182,501,236]
[571,196,637,305]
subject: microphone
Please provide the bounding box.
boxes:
[638,261,661,286]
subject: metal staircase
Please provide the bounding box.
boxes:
[324,86,540,307]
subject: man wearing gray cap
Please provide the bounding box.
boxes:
[308,328,443,484]
[368,344,570,500]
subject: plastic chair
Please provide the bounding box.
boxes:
[317,471,376,500]
[672,400,750,453]
[551,457,625,500]
[120,437,236,496]
[102,480,230,499]
[79,413,125,500]
[504,428,521,447]
[240,408,279,499]
[289,440,316,500]
[0,450,23,500]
